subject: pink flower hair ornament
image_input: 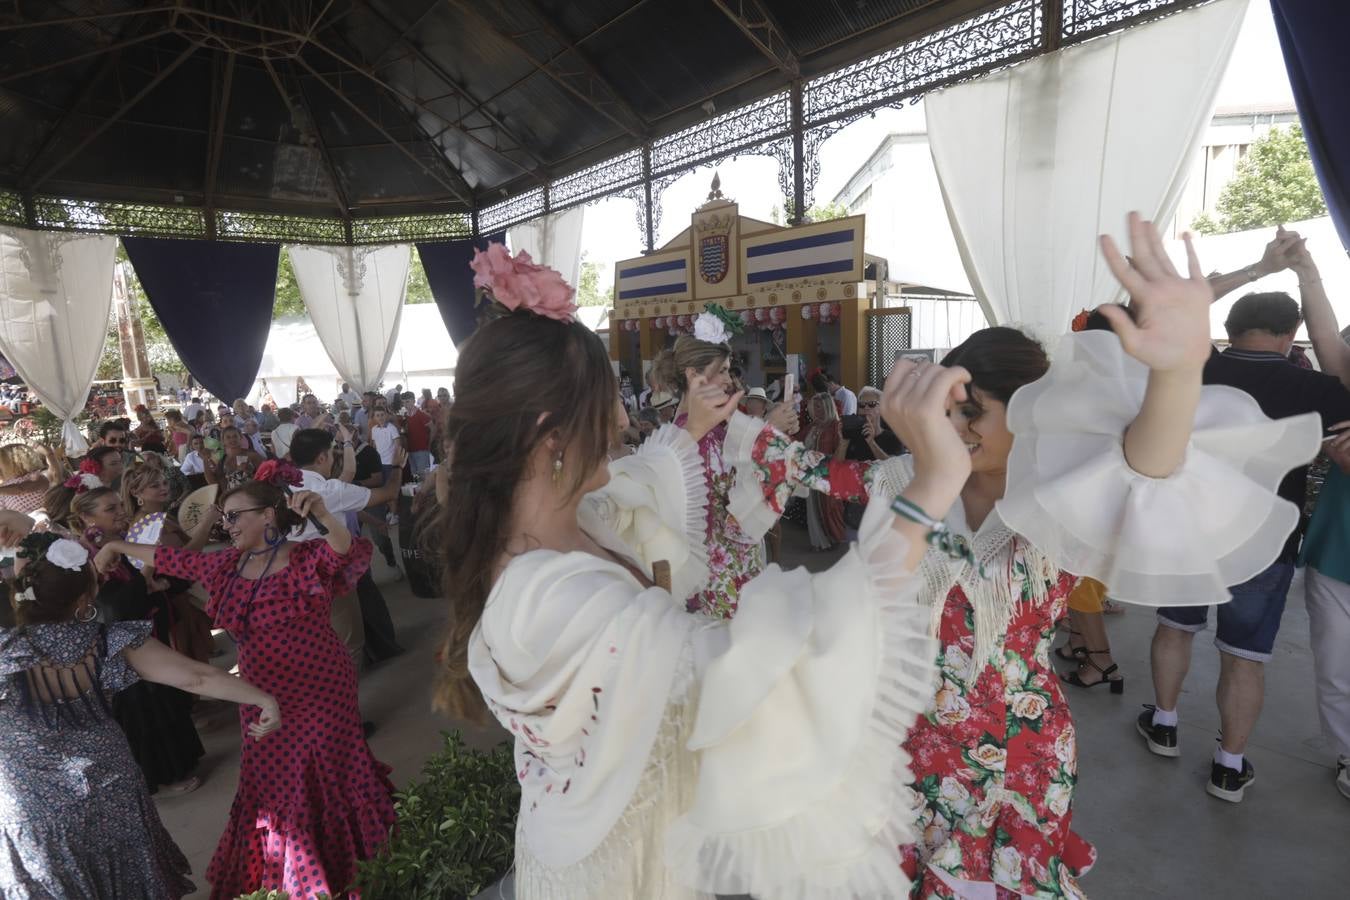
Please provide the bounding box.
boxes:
[469,242,578,323]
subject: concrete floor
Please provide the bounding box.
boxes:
[155,533,1349,899]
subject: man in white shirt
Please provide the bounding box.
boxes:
[183,396,205,422]
[826,371,858,416]
[337,382,362,408]
[290,427,408,667]
[384,383,403,405]
[270,409,299,460]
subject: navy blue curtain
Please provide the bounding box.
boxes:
[1271,1,1350,250]
[417,231,506,345]
[122,237,279,403]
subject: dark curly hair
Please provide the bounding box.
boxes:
[10,532,97,626]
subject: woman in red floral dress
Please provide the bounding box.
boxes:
[98,477,395,900]
[728,219,1312,897]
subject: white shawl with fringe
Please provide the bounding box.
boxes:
[468,423,940,899]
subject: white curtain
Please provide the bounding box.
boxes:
[507,205,586,290]
[925,0,1248,340]
[287,243,410,394]
[0,226,117,453]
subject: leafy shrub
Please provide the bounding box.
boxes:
[353,731,519,900]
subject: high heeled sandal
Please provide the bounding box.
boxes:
[1054,629,1086,663]
[1061,650,1124,694]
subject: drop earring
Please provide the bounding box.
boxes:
[552,454,563,487]
[263,523,283,547]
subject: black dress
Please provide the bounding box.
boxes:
[96,560,204,793]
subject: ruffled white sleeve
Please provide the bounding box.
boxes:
[666,498,938,899]
[996,330,1322,606]
[583,424,710,600]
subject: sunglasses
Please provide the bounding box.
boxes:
[221,506,267,525]
[105,436,127,446]
[860,401,880,409]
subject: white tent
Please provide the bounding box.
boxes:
[249,303,458,406]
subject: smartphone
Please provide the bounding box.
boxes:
[783,373,795,403]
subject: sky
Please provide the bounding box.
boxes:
[574,0,1294,293]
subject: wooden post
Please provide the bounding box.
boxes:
[639,318,660,367]
[839,295,869,392]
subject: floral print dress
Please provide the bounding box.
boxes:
[901,566,1095,899]
[678,414,871,619]
[735,431,1096,899]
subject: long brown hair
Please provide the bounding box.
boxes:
[429,310,617,720]
[651,335,730,396]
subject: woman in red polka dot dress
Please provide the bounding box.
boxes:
[99,478,396,900]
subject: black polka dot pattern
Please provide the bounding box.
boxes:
[154,539,396,900]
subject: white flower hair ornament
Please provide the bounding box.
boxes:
[45,539,90,572]
[692,303,745,346]
[693,311,729,345]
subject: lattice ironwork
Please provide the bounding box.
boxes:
[652,92,791,177]
[215,210,346,244]
[33,197,207,238]
[867,308,913,389]
[550,150,644,212]
[478,187,547,234]
[618,184,651,251]
[0,191,24,226]
[351,213,471,245]
[804,1,1042,128]
[1063,0,1210,40]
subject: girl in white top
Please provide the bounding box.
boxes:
[436,221,1312,900]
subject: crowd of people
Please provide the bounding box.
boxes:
[1,213,1348,900]
[0,379,454,898]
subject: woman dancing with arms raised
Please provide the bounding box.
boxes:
[726,215,1319,898]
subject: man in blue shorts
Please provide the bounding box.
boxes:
[1137,289,1350,802]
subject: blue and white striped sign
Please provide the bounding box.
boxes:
[616,253,690,301]
[742,219,862,286]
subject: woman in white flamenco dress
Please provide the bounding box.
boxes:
[440,219,1316,899]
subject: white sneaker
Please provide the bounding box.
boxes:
[1337,757,1350,801]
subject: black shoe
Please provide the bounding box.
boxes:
[1207,757,1256,802]
[1136,705,1179,758]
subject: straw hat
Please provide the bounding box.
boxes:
[649,390,677,410]
[744,387,769,403]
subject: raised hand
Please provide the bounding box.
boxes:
[288,489,329,522]
[881,358,972,494]
[1098,213,1212,373]
[765,400,799,435]
[684,374,742,442]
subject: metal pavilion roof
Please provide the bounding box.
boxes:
[0,0,1210,245]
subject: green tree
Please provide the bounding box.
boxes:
[769,200,851,225]
[575,253,613,308]
[1191,124,1327,235]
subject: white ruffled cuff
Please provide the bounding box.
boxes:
[665,499,938,899]
[725,411,782,541]
[997,331,1322,606]
[587,423,712,600]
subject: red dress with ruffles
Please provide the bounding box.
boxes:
[154,539,395,900]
